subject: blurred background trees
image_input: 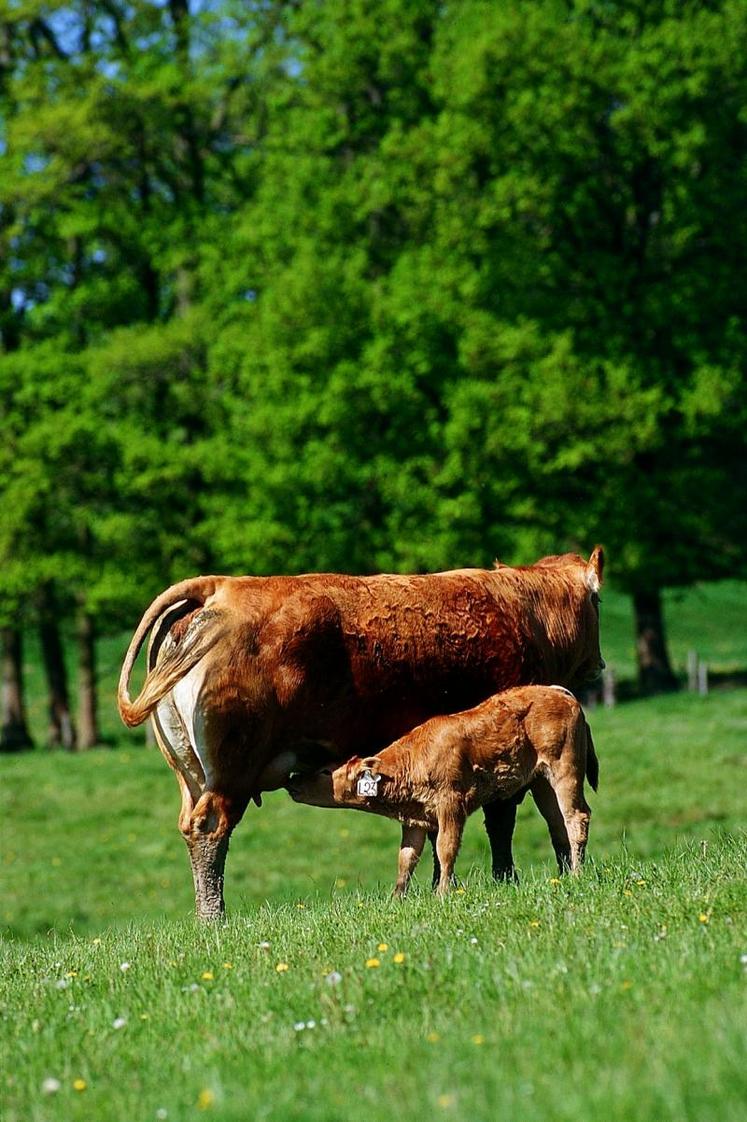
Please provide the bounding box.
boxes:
[1,0,746,746]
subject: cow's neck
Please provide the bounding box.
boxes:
[522,574,586,685]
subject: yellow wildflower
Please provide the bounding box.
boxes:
[377,943,389,952]
[699,913,710,924]
[366,958,381,969]
[72,1079,87,1092]
[393,952,406,964]
[197,1088,215,1110]
[201,971,214,981]
[471,1034,485,1045]
[275,962,289,973]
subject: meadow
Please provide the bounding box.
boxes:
[2,582,746,1121]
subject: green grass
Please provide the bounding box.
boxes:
[2,689,746,1121]
[600,580,747,680]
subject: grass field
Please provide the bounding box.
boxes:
[2,581,746,1121]
[3,688,747,1122]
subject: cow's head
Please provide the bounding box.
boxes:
[576,545,605,683]
[526,545,606,687]
[287,755,390,808]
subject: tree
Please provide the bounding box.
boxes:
[209,0,747,692]
[418,0,747,689]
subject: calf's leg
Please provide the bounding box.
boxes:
[394,824,427,897]
[429,831,459,890]
[530,775,571,873]
[552,777,591,872]
[435,808,466,896]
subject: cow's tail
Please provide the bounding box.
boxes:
[117,577,223,728]
[584,718,599,792]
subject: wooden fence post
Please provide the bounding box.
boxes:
[602,668,616,708]
[687,650,699,692]
[697,661,709,696]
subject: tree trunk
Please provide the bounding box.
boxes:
[633,588,678,694]
[0,627,34,751]
[77,610,100,748]
[38,585,77,750]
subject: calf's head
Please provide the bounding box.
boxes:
[288,756,387,808]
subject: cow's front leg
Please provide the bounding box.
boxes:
[428,831,441,889]
[483,794,521,883]
[180,789,245,921]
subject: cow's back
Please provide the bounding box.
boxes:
[212,570,543,757]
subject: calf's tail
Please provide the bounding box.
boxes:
[584,720,599,792]
[117,576,223,728]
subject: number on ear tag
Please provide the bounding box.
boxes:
[357,770,381,798]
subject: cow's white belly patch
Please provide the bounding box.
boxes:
[172,661,212,787]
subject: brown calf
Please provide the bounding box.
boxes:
[117,550,603,919]
[289,686,598,896]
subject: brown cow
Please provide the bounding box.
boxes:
[117,549,604,919]
[288,685,598,895]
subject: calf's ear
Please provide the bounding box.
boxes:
[586,545,604,592]
[361,755,388,778]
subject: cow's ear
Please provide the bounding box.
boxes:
[586,545,604,593]
[345,755,362,779]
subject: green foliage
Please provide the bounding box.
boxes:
[1,0,746,654]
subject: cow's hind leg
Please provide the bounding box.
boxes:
[483,793,521,882]
[180,787,246,921]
